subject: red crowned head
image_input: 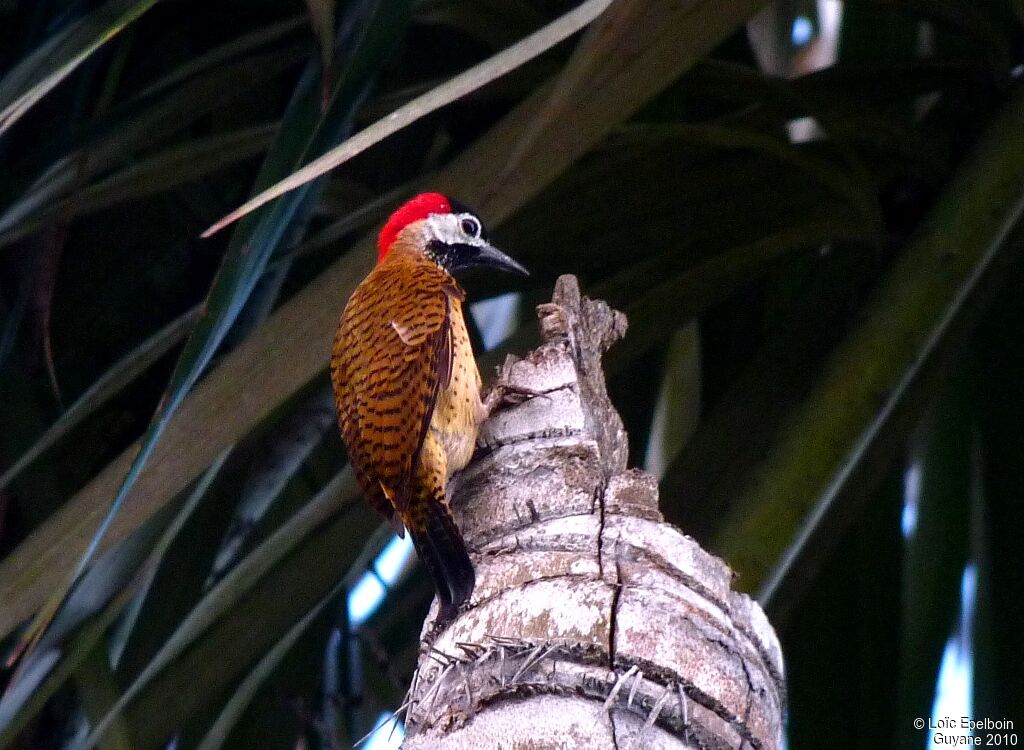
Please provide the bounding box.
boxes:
[375,192,528,277]
[377,192,451,261]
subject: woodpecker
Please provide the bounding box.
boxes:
[331,193,527,621]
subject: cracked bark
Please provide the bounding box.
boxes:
[403,276,785,750]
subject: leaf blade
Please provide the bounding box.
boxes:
[201,0,616,236]
[0,0,769,644]
[11,0,412,668]
[0,0,160,136]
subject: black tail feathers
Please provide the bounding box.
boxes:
[405,499,475,623]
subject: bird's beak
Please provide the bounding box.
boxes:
[475,242,529,276]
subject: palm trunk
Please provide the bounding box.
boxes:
[403,276,785,749]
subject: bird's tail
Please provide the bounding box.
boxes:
[403,496,475,623]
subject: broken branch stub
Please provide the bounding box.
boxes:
[404,275,785,749]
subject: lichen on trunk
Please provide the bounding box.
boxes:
[403,276,785,750]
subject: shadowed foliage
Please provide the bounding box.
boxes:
[0,0,1022,747]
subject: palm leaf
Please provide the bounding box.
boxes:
[0,0,768,645]
[73,469,360,749]
[201,0,617,236]
[0,0,159,136]
[12,0,412,668]
[0,305,198,492]
[715,90,1024,612]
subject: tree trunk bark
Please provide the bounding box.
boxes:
[403,276,785,750]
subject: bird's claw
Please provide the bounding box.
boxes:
[483,380,549,417]
[499,382,547,404]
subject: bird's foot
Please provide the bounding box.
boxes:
[481,380,549,418]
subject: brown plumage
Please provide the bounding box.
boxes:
[331,193,527,620]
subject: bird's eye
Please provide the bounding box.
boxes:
[460,217,480,237]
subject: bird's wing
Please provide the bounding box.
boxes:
[332,261,463,514]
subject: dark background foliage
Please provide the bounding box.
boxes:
[0,0,1021,747]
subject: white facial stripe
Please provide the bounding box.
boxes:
[423,212,487,248]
